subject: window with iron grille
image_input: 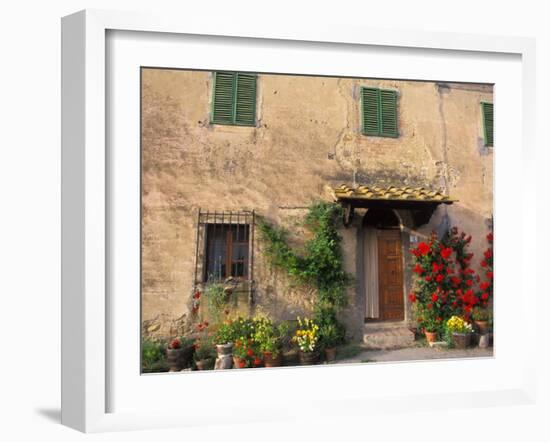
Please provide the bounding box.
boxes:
[193,210,255,285]
[361,87,398,137]
[211,72,257,126]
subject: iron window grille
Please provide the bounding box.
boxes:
[193,209,255,288]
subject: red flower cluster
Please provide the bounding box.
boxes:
[440,247,453,260]
[417,242,431,256]
[168,338,181,350]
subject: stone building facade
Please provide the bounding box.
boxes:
[141,68,493,342]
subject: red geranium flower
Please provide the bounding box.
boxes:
[413,264,424,274]
[253,358,262,366]
[480,282,490,290]
[440,247,453,260]
[417,242,431,256]
[431,293,439,302]
[435,274,444,283]
[464,268,475,275]
[486,271,493,279]
[238,360,246,368]
[484,249,492,259]
[193,291,201,299]
[427,303,433,310]
[451,276,461,287]
[481,292,489,301]
[466,279,473,287]
[169,338,181,349]
[408,293,417,303]
[246,348,254,357]
[487,232,493,242]
[480,260,487,268]
[446,267,453,274]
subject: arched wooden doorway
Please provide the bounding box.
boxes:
[363,209,404,321]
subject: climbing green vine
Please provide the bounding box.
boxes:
[257,202,352,340]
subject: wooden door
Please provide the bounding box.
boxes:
[377,229,404,320]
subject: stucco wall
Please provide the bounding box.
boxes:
[141,68,493,340]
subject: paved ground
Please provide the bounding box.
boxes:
[334,346,493,364]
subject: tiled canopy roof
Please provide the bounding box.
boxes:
[333,184,456,203]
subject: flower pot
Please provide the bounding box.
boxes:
[166,348,184,372]
[478,333,490,348]
[452,332,470,349]
[180,345,195,369]
[282,348,298,366]
[263,352,282,367]
[216,343,233,357]
[424,331,437,343]
[195,358,213,370]
[474,320,489,335]
[298,350,320,366]
[233,356,247,369]
[324,347,337,363]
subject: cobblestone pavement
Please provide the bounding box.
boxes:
[335,346,493,364]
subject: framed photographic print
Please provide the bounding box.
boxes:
[61,9,537,433]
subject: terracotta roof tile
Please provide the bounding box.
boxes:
[333,184,456,203]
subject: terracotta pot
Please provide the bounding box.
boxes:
[166,348,184,372]
[452,332,471,349]
[216,343,233,356]
[324,347,337,363]
[425,331,438,343]
[233,356,247,369]
[195,358,213,370]
[298,350,320,366]
[263,352,282,367]
[474,320,489,335]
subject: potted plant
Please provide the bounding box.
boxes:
[471,306,491,335]
[319,323,341,362]
[292,317,320,365]
[193,335,216,370]
[232,339,256,368]
[446,315,473,349]
[213,321,235,355]
[254,316,282,368]
[166,338,185,372]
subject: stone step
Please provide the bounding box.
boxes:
[363,324,415,349]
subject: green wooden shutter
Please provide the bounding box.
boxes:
[362,87,398,137]
[482,102,493,146]
[234,73,257,126]
[362,87,380,135]
[380,89,398,137]
[212,72,256,126]
[212,72,236,124]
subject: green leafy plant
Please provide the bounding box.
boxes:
[471,306,491,322]
[141,340,168,373]
[257,202,352,337]
[193,334,216,362]
[253,316,281,357]
[212,321,235,345]
[318,322,343,349]
[205,282,228,322]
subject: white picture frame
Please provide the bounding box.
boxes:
[61,9,537,433]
